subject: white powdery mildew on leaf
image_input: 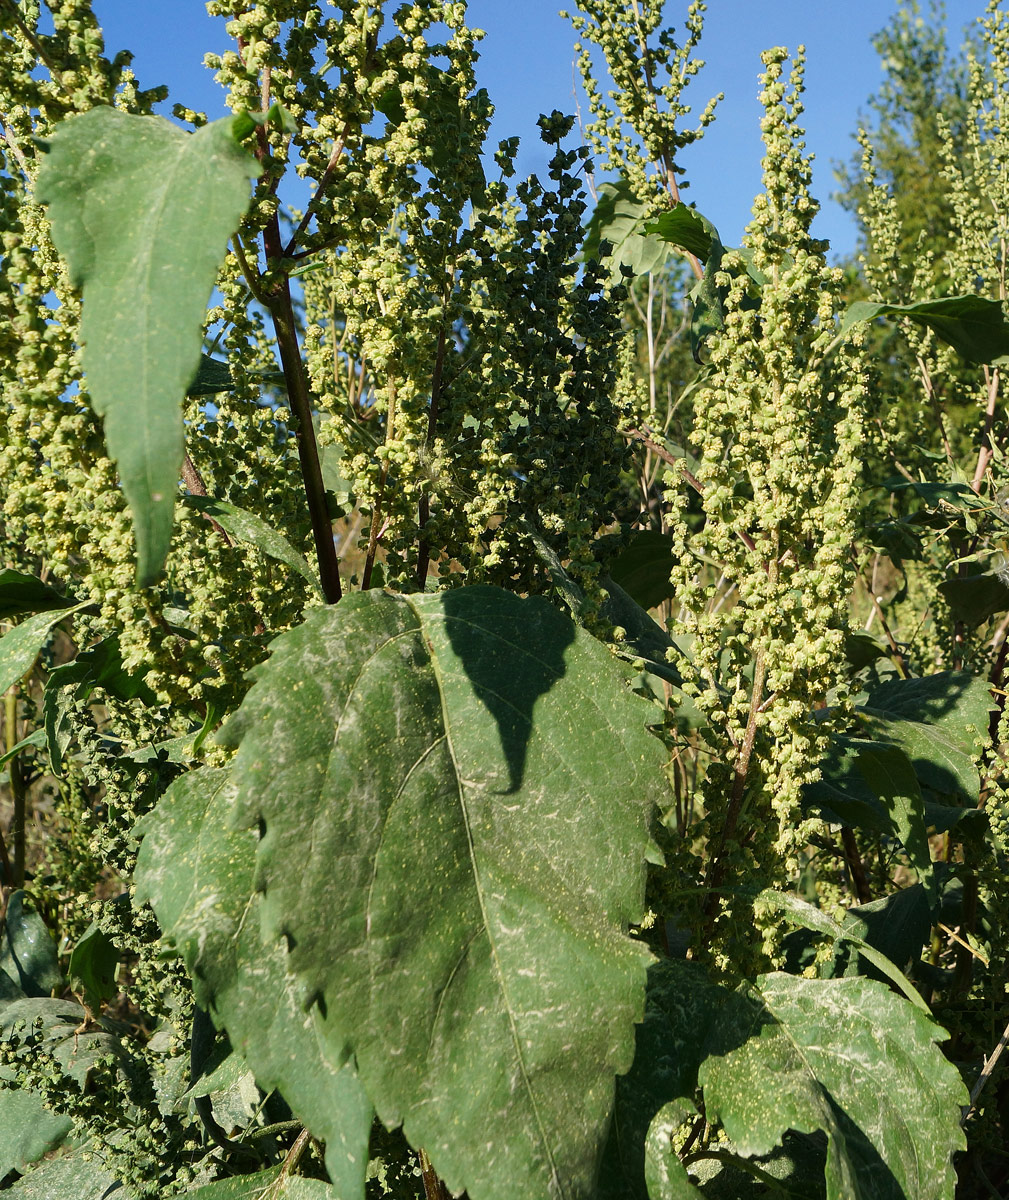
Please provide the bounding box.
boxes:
[699,973,967,1200]
[216,586,667,1200]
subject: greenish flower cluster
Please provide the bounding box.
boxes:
[665,49,868,957]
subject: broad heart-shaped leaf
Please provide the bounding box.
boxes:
[217,586,665,1200]
[700,973,967,1200]
[133,767,373,1200]
[839,295,1009,365]
[35,106,261,585]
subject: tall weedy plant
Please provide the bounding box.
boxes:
[1,1,1008,1197]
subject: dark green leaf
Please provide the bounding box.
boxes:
[839,295,1009,365]
[36,106,261,585]
[687,225,726,364]
[217,586,665,1200]
[598,960,722,1200]
[938,572,1009,626]
[601,577,682,686]
[0,891,62,1000]
[833,886,931,981]
[2,1151,126,1199]
[879,478,983,510]
[0,729,46,773]
[755,890,928,1010]
[185,1166,336,1198]
[608,532,677,610]
[187,354,234,397]
[700,973,966,1200]
[182,495,322,597]
[583,177,673,282]
[642,203,713,260]
[852,741,934,900]
[68,922,120,1014]
[643,1101,703,1199]
[134,767,373,1199]
[0,1090,72,1182]
[0,570,75,622]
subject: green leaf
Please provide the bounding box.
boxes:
[607,531,677,611]
[0,604,88,694]
[598,960,722,1200]
[852,741,934,901]
[187,354,234,397]
[0,1092,73,1182]
[217,586,665,1200]
[860,671,994,804]
[0,729,46,774]
[583,177,673,282]
[701,973,967,1200]
[43,636,156,775]
[1,1151,126,1199]
[643,1101,703,1199]
[35,106,261,585]
[0,570,75,622]
[831,886,932,982]
[133,767,373,1199]
[755,889,929,1011]
[687,223,727,364]
[642,203,713,260]
[839,295,1009,365]
[938,571,1009,626]
[185,1169,336,1198]
[68,922,120,1014]
[601,577,682,687]
[0,891,62,1000]
[181,495,322,597]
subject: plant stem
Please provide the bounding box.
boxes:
[5,688,24,887]
[418,1149,450,1200]
[266,277,343,603]
[416,322,449,590]
[700,647,769,930]
[840,827,872,904]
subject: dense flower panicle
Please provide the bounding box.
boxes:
[666,48,868,957]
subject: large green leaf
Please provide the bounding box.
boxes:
[35,106,261,585]
[2,1152,127,1198]
[607,532,677,611]
[699,974,967,1200]
[597,960,722,1200]
[133,767,372,1200]
[642,204,713,260]
[0,1091,72,1182]
[217,586,665,1200]
[860,671,994,804]
[839,295,1009,365]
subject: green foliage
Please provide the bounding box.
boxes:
[35,107,261,585]
[4,1,1009,1198]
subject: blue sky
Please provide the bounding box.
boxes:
[89,1,984,259]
